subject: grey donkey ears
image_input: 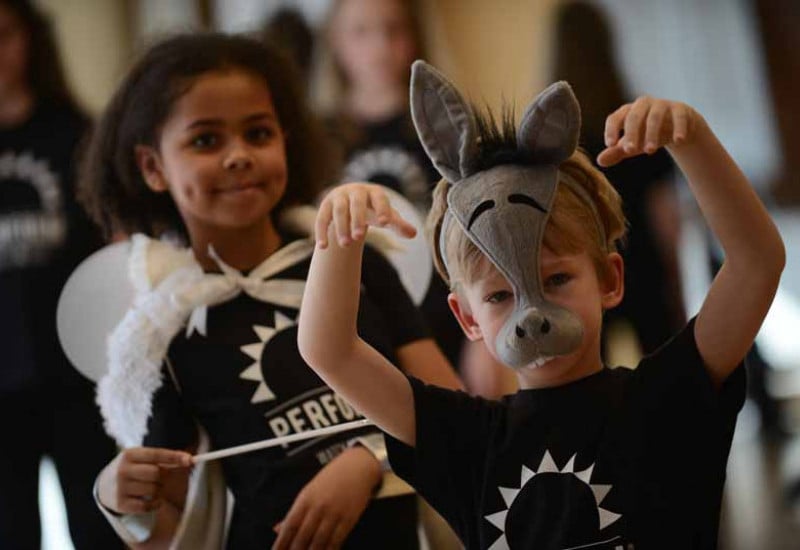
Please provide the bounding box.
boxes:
[409,60,581,183]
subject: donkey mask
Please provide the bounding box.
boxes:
[410,60,594,369]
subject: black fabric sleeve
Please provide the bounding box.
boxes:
[626,317,745,545]
[385,376,501,544]
[142,363,197,450]
[630,316,746,424]
[359,244,430,347]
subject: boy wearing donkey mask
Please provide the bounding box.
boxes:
[298,61,784,548]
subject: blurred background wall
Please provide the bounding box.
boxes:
[35,0,129,114]
[41,0,795,198]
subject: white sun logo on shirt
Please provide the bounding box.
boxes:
[239,311,296,403]
[343,146,428,204]
[485,450,621,550]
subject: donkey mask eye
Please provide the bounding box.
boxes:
[508,193,548,214]
[467,199,496,230]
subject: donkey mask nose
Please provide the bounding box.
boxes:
[515,310,551,339]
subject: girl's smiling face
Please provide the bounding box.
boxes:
[448,245,624,389]
[137,69,288,244]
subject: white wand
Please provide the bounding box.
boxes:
[193,419,373,463]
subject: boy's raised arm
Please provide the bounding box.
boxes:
[599,98,785,387]
[297,184,419,445]
[668,116,784,386]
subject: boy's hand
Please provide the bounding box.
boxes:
[316,183,417,248]
[272,446,382,549]
[98,447,193,515]
[597,96,701,167]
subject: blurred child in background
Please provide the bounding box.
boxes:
[321,0,516,399]
[0,1,120,547]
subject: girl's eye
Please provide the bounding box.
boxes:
[486,290,512,304]
[544,273,571,288]
[190,133,218,149]
[246,126,274,143]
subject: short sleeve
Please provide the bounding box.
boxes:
[630,317,746,425]
[359,244,430,348]
[623,318,745,545]
[385,376,501,542]
[142,362,197,450]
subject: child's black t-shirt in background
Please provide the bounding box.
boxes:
[0,102,99,391]
[386,318,745,549]
[145,242,426,549]
[327,111,467,372]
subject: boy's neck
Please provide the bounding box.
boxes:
[191,221,282,273]
[515,351,604,390]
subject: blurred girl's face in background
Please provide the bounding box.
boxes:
[137,69,288,244]
[0,4,28,97]
[330,0,416,93]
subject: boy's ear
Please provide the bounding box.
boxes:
[447,291,482,341]
[600,252,625,309]
[135,145,169,193]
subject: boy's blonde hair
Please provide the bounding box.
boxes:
[426,149,627,289]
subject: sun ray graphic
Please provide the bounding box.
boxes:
[484,450,621,550]
[239,311,295,403]
[343,147,428,198]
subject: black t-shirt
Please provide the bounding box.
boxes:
[328,111,465,368]
[583,137,674,263]
[386,319,745,549]
[0,102,98,391]
[329,111,440,211]
[144,241,426,549]
[588,138,682,353]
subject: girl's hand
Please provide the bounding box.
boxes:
[272,446,381,550]
[597,96,702,167]
[97,447,193,514]
[316,183,417,248]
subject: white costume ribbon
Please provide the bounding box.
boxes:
[97,234,314,448]
[186,241,311,337]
